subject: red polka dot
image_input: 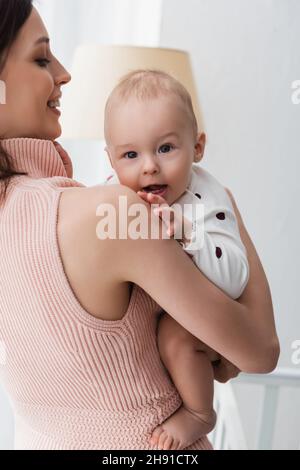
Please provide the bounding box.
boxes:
[216,212,225,220]
[216,247,222,258]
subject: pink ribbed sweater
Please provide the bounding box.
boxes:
[0,138,212,450]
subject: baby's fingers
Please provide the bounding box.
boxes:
[157,207,186,240]
[147,193,168,206]
[137,191,168,207]
[137,191,153,204]
[53,141,73,178]
[154,207,175,236]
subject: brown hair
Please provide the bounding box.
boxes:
[0,0,33,200]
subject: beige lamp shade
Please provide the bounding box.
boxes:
[61,45,204,140]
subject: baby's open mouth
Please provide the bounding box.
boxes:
[142,185,168,195]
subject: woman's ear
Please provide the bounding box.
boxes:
[194,132,206,163]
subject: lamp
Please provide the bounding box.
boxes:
[61,45,204,140]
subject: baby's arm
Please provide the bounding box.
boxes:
[174,167,249,300]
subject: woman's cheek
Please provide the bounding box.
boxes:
[33,68,53,99]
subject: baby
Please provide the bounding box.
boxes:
[103,69,249,450]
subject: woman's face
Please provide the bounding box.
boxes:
[0,7,71,140]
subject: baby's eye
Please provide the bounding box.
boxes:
[159,144,174,154]
[36,58,51,68]
[124,151,137,159]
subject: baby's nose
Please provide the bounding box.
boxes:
[142,155,160,174]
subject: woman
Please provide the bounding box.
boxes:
[0,0,279,450]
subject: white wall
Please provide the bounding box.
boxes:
[159,0,300,449]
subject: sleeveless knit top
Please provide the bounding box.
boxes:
[0,138,212,450]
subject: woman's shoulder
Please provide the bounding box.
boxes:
[58,183,146,260]
[59,183,140,217]
[56,183,143,320]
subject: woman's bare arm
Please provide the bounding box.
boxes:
[90,185,279,374]
[214,189,280,380]
[224,188,279,356]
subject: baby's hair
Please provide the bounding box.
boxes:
[104,69,198,141]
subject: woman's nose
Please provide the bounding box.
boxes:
[54,59,71,86]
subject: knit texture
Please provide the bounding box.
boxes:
[0,138,212,450]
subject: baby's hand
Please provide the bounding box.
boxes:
[53,141,73,178]
[137,191,168,207]
[137,191,184,239]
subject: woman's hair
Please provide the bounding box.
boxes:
[104,69,199,142]
[0,0,33,200]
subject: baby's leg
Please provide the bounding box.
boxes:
[151,312,217,451]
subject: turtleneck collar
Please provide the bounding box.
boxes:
[1,138,69,179]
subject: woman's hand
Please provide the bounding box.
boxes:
[213,356,240,383]
[53,141,73,178]
[224,187,243,226]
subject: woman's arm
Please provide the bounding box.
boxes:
[214,189,279,383]
[224,188,280,366]
[91,185,279,374]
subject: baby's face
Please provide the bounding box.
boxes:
[105,95,203,205]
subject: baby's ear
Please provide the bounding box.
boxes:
[193,132,206,163]
[104,146,114,169]
[194,152,203,163]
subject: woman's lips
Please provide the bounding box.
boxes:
[47,106,61,117]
